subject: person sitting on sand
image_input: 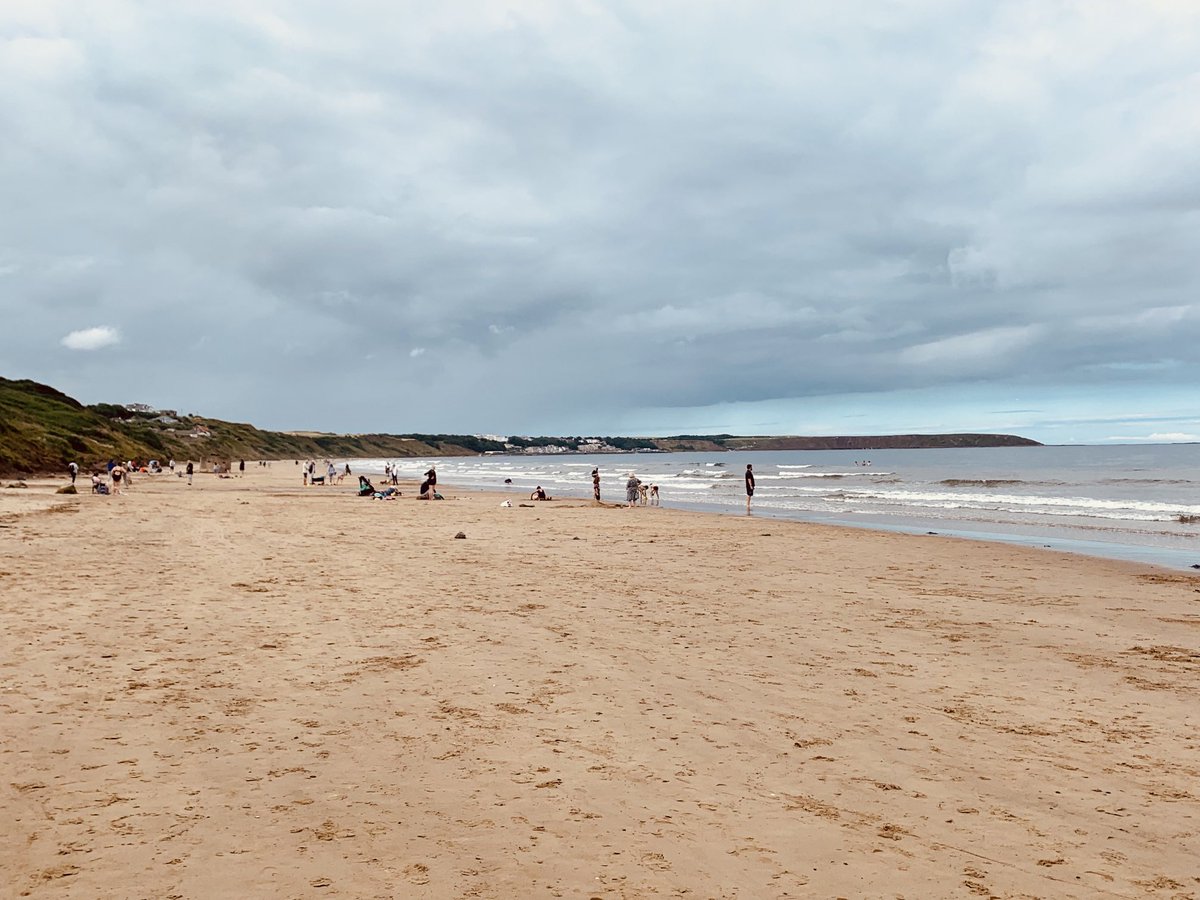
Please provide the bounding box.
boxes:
[530,486,550,501]
[358,475,376,497]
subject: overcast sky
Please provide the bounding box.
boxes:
[3,1,1199,444]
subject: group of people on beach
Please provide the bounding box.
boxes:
[301,459,345,486]
[75,457,200,495]
[622,473,659,507]
[69,456,762,514]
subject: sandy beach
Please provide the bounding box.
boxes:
[2,465,1198,899]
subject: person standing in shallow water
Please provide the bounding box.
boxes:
[745,463,755,513]
[592,468,601,502]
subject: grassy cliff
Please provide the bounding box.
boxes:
[0,376,1042,477]
[0,378,489,476]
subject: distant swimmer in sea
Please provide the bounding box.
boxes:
[745,463,755,513]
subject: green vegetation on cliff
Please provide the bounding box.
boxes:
[0,376,1042,477]
[0,378,489,476]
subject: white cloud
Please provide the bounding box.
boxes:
[1104,432,1200,443]
[409,347,426,358]
[61,326,121,351]
[899,325,1046,368]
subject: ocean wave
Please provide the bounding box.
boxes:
[939,479,1033,487]
[829,487,1200,521]
[1100,478,1195,485]
[779,471,895,479]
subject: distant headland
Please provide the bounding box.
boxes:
[0,376,1040,476]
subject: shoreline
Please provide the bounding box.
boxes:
[3,467,1199,896]
[345,448,1200,572]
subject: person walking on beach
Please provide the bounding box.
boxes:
[745,463,755,512]
[592,468,601,502]
[67,461,78,485]
[110,463,125,496]
[625,473,641,508]
[186,461,194,485]
[239,459,245,476]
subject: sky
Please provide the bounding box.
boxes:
[2,1,1199,444]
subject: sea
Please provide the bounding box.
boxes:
[350,445,1200,570]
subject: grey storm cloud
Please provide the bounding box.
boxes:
[2,1,1199,439]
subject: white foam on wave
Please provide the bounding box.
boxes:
[828,487,1200,522]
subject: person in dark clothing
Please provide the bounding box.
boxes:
[592,468,600,502]
[186,461,194,485]
[745,464,755,512]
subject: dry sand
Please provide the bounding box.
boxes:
[2,465,1199,899]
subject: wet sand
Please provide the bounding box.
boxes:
[2,466,1199,898]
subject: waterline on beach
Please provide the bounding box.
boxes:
[347,445,1200,569]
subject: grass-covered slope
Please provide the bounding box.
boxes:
[0,376,1042,477]
[0,379,154,475]
[0,378,487,476]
